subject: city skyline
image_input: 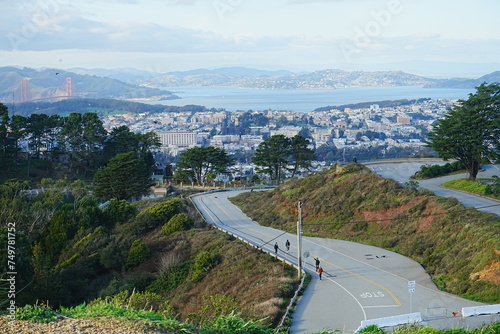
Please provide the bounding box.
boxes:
[2,0,500,77]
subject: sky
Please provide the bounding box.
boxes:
[2,0,500,77]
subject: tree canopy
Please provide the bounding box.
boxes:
[93,152,153,200]
[252,134,315,184]
[175,146,234,184]
[426,83,500,181]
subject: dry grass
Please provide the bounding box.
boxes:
[231,163,500,303]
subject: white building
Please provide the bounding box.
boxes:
[156,131,200,148]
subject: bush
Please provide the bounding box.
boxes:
[139,199,182,222]
[162,213,192,235]
[147,262,190,293]
[127,199,183,235]
[103,199,137,226]
[124,240,150,271]
[191,251,218,282]
[15,304,58,323]
[415,161,465,179]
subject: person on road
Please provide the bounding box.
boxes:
[274,242,279,255]
[317,266,323,280]
[285,239,290,251]
[314,257,320,271]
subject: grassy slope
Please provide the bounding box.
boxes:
[52,194,300,328]
[230,164,500,303]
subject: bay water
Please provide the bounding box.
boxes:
[156,86,474,112]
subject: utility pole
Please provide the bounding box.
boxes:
[297,201,303,279]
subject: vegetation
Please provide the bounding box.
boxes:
[0,180,300,330]
[5,98,211,117]
[252,134,315,184]
[0,105,160,186]
[175,146,234,184]
[93,152,154,200]
[231,163,500,303]
[7,301,499,333]
[442,178,500,202]
[413,161,465,179]
[426,83,500,181]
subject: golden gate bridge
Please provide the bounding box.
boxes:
[18,76,74,103]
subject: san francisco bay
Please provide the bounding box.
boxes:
[156,86,475,112]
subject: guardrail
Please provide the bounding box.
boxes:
[189,187,305,333]
[462,304,500,317]
[356,312,422,333]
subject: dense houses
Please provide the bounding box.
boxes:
[101,98,457,158]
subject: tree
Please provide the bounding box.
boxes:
[426,83,500,181]
[252,134,291,184]
[289,135,315,177]
[0,103,11,170]
[103,125,161,167]
[93,152,153,200]
[58,112,106,175]
[175,146,234,184]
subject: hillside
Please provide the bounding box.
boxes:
[230,163,500,303]
[4,98,209,117]
[143,67,500,90]
[0,67,179,103]
[144,68,437,89]
[0,186,299,330]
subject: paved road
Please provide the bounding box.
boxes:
[191,190,497,333]
[365,161,500,216]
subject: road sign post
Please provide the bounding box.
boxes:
[408,280,416,313]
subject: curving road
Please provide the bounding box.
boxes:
[191,187,497,333]
[365,161,500,216]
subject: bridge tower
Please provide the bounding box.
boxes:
[65,77,73,97]
[21,79,28,102]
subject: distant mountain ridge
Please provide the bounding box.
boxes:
[143,67,500,89]
[2,66,499,104]
[0,67,179,103]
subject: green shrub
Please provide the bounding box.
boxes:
[103,199,138,226]
[124,240,150,270]
[15,304,58,323]
[127,199,183,235]
[191,251,215,282]
[147,262,190,293]
[162,213,192,235]
[139,198,182,222]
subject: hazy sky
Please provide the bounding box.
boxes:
[2,0,500,76]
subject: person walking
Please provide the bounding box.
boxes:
[317,266,323,280]
[274,242,279,255]
[314,257,320,271]
[285,239,290,251]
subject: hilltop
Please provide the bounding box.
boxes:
[0,67,179,103]
[230,163,500,303]
[142,67,500,90]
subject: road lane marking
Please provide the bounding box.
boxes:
[325,276,367,321]
[204,193,400,313]
[317,255,402,306]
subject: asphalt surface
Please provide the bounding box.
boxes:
[364,160,500,216]
[190,180,499,333]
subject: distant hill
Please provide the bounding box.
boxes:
[0,67,179,103]
[143,67,500,90]
[164,66,294,78]
[67,67,159,84]
[145,68,437,89]
[4,98,210,117]
[421,71,500,89]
